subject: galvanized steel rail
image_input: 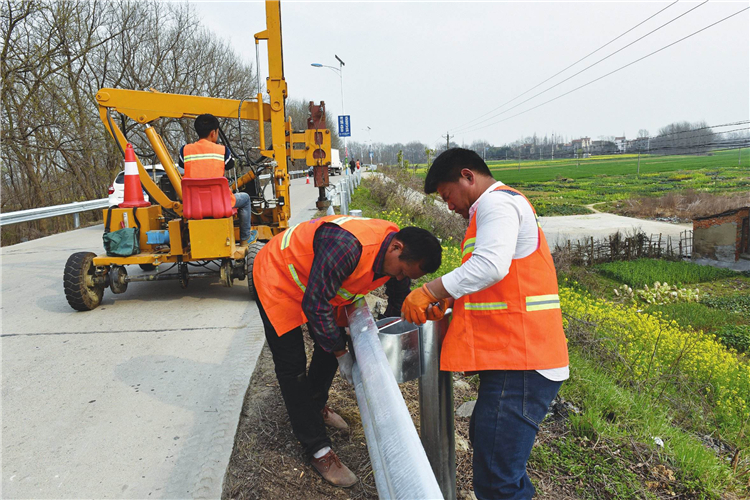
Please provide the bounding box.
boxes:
[346,301,444,499]
[0,170,309,228]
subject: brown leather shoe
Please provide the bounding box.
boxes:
[322,406,349,431]
[310,449,358,487]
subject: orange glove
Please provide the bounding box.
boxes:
[426,298,451,321]
[401,284,438,325]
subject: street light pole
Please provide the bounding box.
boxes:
[311,56,347,165]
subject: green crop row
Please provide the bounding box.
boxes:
[595,258,738,287]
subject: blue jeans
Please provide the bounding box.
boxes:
[469,370,562,500]
[233,192,253,242]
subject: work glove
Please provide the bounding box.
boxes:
[336,350,354,385]
[401,284,439,325]
[426,298,452,321]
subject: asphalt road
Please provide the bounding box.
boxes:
[1,175,326,499]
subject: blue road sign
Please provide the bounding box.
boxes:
[338,115,351,137]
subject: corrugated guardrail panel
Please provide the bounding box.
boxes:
[346,302,443,500]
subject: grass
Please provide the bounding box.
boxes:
[408,149,750,217]
[595,258,738,287]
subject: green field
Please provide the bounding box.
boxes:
[411,149,750,216]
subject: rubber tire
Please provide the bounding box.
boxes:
[246,241,265,301]
[64,252,104,311]
[139,264,156,271]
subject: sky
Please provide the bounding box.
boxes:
[191,1,750,147]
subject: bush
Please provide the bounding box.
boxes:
[715,325,750,353]
[596,259,737,287]
[702,294,750,318]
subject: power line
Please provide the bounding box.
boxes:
[449,1,681,133]
[451,0,709,135]
[455,5,750,136]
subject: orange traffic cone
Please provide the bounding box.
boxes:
[306,173,310,184]
[120,143,150,208]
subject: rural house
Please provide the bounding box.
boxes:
[692,207,750,262]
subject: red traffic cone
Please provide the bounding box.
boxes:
[306,173,310,184]
[119,144,150,208]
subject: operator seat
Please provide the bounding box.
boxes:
[181,177,237,220]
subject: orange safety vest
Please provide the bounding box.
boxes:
[254,215,399,336]
[441,186,569,372]
[183,139,234,205]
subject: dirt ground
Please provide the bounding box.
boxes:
[222,319,584,500]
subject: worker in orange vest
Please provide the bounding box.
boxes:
[179,114,253,245]
[402,148,569,500]
[253,215,442,487]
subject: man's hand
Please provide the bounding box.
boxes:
[401,284,439,325]
[426,298,452,321]
[335,350,354,385]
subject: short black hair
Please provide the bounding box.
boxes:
[194,114,220,139]
[424,147,493,194]
[394,226,442,273]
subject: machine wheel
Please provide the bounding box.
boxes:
[63,252,104,311]
[139,264,156,271]
[109,265,129,294]
[246,241,265,300]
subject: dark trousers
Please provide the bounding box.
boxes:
[256,298,340,458]
[469,370,562,500]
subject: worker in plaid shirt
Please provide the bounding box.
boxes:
[253,215,442,487]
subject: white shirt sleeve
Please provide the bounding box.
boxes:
[442,192,530,299]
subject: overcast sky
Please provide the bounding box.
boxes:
[192,1,750,147]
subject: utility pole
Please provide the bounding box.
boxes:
[739,147,742,166]
[637,151,641,175]
[518,151,521,172]
[442,132,451,151]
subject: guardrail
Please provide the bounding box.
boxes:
[0,199,109,228]
[0,169,311,228]
[346,300,455,499]
[332,168,362,215]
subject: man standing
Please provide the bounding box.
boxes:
[254,215,442,487]
[402,148,569,500]
[349,158,356,174]
[179,114,253,245]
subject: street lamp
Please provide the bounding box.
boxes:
[311,55,347,164]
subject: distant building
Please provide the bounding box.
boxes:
[692,207,750,262]
[614,136,626,152]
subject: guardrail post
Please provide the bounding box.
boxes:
[419,318,456,500]
[73,213,80,229]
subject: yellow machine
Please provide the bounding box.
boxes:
[63,0,332,311]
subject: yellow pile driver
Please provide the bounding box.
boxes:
[63,0,332,311]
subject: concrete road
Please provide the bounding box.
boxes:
[539,213,692,250]
[1,176,323,499]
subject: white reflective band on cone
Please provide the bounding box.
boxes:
[124,161,139,175]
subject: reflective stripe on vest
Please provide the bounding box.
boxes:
[288,264,306,292]
[184,153,224,162]
[462,237,476,259]
[525,294,560,311]
[281,223,300,250]
[465,301,507,311]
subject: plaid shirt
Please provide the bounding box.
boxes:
[301,224,411,353]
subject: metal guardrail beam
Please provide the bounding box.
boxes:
[0,199,109,227]
[0,170,309,228]
[346,301,444,500]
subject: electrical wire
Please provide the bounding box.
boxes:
[451,0,710,135]
[450,0,681,132]
[455,5,750,136]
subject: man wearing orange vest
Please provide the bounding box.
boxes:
[179,114,253,245]
[402,148,569,500]
[253,215,442,487]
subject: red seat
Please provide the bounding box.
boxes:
[181,177,236,220]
